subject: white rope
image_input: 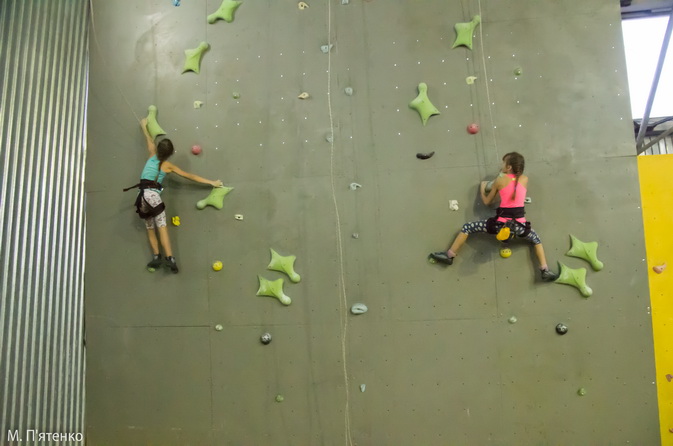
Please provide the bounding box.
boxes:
[476,0,499,162]
[326,1,353,445]
[88,0,142,123]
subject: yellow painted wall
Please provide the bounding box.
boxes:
[639,154,673,443]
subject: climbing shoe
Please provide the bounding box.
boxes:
[166,256,179,274]
[429,251,454,265]
[147,254,163,272]
[540,268,558,282]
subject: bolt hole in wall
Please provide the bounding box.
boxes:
[621,10,673,154]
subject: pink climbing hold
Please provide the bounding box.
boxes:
[191,145,202,155]
[467,123,479,134]
[666,374,673,382]
[653,263,667,274]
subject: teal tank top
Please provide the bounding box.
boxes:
[140,156,167,191]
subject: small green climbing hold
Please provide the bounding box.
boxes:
[577,387,587,396]
[207,0,242,24]
[196,186,234,210]
[409,82,440,126]
[256,276,292,306]
[145,105,166,140]
[275,394,284,402]
[182,42,210,74]
[514,67,522,76]
[452,15,481,50]
[555,262,593,297]
[566,234,603,271]
[232,92,240,99]
[508,316,517,324]
[267,249,301,283]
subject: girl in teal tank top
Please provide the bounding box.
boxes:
[134,118,223,273]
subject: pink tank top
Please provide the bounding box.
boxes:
[497,174,526,223]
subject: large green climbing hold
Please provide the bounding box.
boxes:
[555,262,593,297]
[207,0,242,24]
[267,248,301,283]
[196,186,234,210]
[183,42,210,74]
[256,276,292,306]
[409,83,440,126]
[146,105,166,140]
[452,15,481,50]
[566,234,603,271]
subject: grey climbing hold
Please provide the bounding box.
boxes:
[352,233,359,239]
[349,182,362,191]
[325,133,334,143]
[344,87,353,96]
[320,44,333,54]
[508,316,517,324]
[351,303,368,314]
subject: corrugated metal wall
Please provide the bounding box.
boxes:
[0,1,88,445]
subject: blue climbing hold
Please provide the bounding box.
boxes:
[173,0,181,5]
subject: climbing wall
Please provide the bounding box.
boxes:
[85,0,660,444]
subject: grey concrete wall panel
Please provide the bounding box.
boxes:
[86,0,658,444]
[0,1,88,445]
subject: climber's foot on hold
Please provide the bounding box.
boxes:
[540,268,558,282]
[147,254,163,272]
[429,251,454,265]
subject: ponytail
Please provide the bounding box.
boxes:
[511,176,519,200]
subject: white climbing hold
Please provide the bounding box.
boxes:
[194,100,204,108]
[351,303,368,314]
[320,44,333,53]
[352,233,359,239]
[298,1,309,9]
[215,324,223,331]
[466,76,477,85]
[234,214,244,221]
[344,87,353,96]
[508,316,517,324]
[524,197,532,204]
[349,182,362,190]
[342,0,350,4]
[360,384,366,392]
[298,92,310,99]
[449,200,459,211]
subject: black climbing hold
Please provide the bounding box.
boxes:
[555,323,568,335]
[416,151,435,160]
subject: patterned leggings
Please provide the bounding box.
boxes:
[461,219,542,245]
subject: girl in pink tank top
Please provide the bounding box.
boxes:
[429,152,558,282]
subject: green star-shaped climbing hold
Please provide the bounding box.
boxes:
[145,105,166,140]
[452,15,481,50]
[207,0,242,24]
[267,248,301,283]
[196,186,234,210]
[566,234,603,271]
[183,42,210,74]
[409,83,440,126]
[555,262,593,297]
[256,275,292,306]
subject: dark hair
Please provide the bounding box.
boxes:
[503,152,525,199]
[157,139,174,161]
